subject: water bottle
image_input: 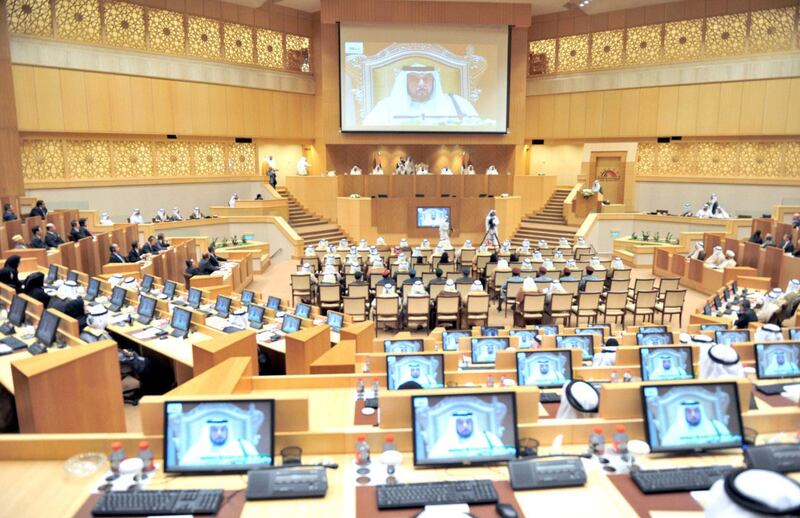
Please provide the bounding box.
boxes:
[356,379,365,399]
[383,433,397,451]
[589,426,605,455]
[486,375,495,387]
[371,378,380,399]
[622,371,632,383]
[610,371,619,383]
[613,425,629,458]
[363,356,371,373]
[355,434,370,465]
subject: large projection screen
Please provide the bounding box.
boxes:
[339,23,510,134]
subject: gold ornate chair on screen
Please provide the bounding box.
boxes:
[345,43,488,125]
[644,386,733,448]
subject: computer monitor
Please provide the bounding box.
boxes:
[713,295,722,309]
[789,328,800,341]
[110,286,127,308]
[700,324,728,332]
[516,350,572,388]
[509,329,537,350]
[638,325,668,334]
[574,327,604,337]
[470,337,509,364]
[636,332,674,346]
[386,354,445,390]
[171,307,192,334]
[326,311,344,332]
[164,398,275,474]
[281,315,301,334]
[555,335,593,360]
[8,295,27,327]
[755,343,800,380]
[384,339,424,354]
[536,324,559,336]
[241,290,255,305]
[35,310,60,347]
[723,287,731,301]
[480,326,500,337]
[412,392,518,467]
[731,281,738,293]
[294,303,311,319]
[162,280,177,300]
[86,278,100,300]
[266,296,281,311]
[45,264,58,284]
[703,304,712,316]
[442,330,470,352]
[187,288,202,308]
[214,295,232,317]
[641,382,743,453]
[247,304,265,327]
[639,346,695,381]
[66,270,79,283]
[140,274,154,294]
[715,330,750,346]
[138,295,157,321]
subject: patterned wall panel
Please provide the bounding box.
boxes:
[21,140,64,181]
[187,16,222,60]
[626,25,663,65]
[557,34,589,73]
[256,29,285,69]
[227,143,257,175]
[705,14,747,57]
[104,1,146,50]
[112,141,151,177]
[223,23,254,64]
[65,140,112,179]
[750,8,796,53]
[147,8,185,54]
[591,30,624,69]
[55,0,102,43]
[663,19,702,62]
[529,38,556,75]
[154,142,192,177]
[285,34,310,72]
[193,142,226,176]
[6,0,53,36]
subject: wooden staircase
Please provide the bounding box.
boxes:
[510,188,578,247]
[276,187,350,246]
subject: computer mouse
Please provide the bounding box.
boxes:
[496,503,518,518]
[159,335,169,340]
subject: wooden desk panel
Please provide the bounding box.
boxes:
[439,175,463,197]
[415,175,439,196]
[487,175,510,196]
[365,176,390,197]
[463,175,487,197]
[389,176,415,198]
[340,175,365,196]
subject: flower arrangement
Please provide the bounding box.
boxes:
[629,231,679,244]
[212,235,248,248]
[581,189,595,199]
[349,193,361,199]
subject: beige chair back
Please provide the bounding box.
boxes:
[343,296,366,321]
[349,283,369,300]
[663,289,686,308]
[407,295,430,316]
[604,291,627,310]
[577,292,601,309]
[634,290,658,309]
[291,274,311,291]
[560,280,579,295]
[583,279,604,293]
[376,296,399,317]
[550,292,572,312]
[608,279,628,292]
[466,293,489,313]
[523,293,545,312]
[319,284,340,304]
[612,268,631,281]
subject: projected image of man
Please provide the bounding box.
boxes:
[649,353,690,381]
[429,410,506,458]
[762,347,800,377]
[661,401,735,448]
[181,417,261,466]
[363,65,481,126]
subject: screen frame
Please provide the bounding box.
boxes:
[416,207,451,229]
[470,337,509,364]
[171,307,191,333]
[266,296,281,311]
[442,330,471,351]
[754,342,800,380]
[555,334,594,360]
[411,391,518,467]
[35,310,59,346]
[326,310,345,331]
[337,22,512,135]
[110,286,127,307]
[281,315,301,334]
[715,329,750,345]
[241,290,255,304]
[86,278,101,299]
[640,381,743,454]
[638,346,695,382]
[8,295,27,326]
[515,350,572,388]
[636,332,675,346]
[295,303,311,318]
[162,398,276,475]
[385,353,445,390]
[141,274,154,293]
[138,294,157,319]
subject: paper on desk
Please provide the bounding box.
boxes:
[781,384,800,403]
[189,332,212,342]
[109,314,131,325]
[131,328,162,341]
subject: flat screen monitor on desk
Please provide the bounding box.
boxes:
[164,398,275,474]
[170,307,192,337]
[480,326,500,337]
[8,295,28,327]
[35,310,60,347]
[162,280,177,300]
[700,323,728,332]
[241,290,255,305]
[716,330,750,346]
[555,335,593,360]
[295,303,311,319]
[109,286,127,310]
[470,337,509,364]
[713,295,722,309]
[536,325,558,336]
[281,315,301,334]
[266,296,281,311]
[636,332,674,346]
[187,288,202,309]
[327,311,344,332]
[703,304,712,316]
[86,278,100,301]
[639,346,694,382]
[384,339,424,353]
[442,330,470,351]
[509,329,536,349]
[516,350,572,388]
[574,327,604,338]
[386,354,444,390]
[412,392,518,467]
[790,328,800,341]
[45,264,58,285]
[247,305,265,329]
[140,274,154,294]
[66,270,79,284]
[641,382,743,453]
[755,343,800,379]
[416,207,450,229]
[137,295,157,324]
[214,295,232,318]
[638,325,668,334]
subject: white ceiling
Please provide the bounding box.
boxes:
[252,0,674,16]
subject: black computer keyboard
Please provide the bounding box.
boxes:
[0,336,28,351]
[631,465,735,494]
[540,392,562,404]
[0,323,15,335]
[91,489,224,516]
[376,479,498,509]
[755,383,786,396]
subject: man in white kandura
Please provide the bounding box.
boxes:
[428,410,506,458]
[129,209,144,225]
[440,166,453,175]
[181,417,260,466]
[349,165,362,176]
[296,156,311,176]
[363,64,480,126]
[660,400,734,447]
[398,361,438,388]
[650,353,689,380]
[484,210,499,247]
[486,165,499,175]
[439,216,450,245]
[529,358,566,385]
[763,348,800,377]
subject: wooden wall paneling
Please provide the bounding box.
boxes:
[272,91,290,138]
[59,70,89,133]
[0,0,24,196]
[695,82,721,135]
[568,92,586,137]
[601,89,622,138]
[675,84,698,136]
[525,95,539,137]
[190,82,211,136]
[11,66,38,131]
[33,67,65,131]
[786,78,800,135]
[241,88,260,137]
[717,82,743,135]
[552,94,570,138]
[171,81,194,135]
[109,75,134,133]
[150,78,175,134]
[85,72,113,133]
[618,88,640,137]
[637,87,659,137]
[656,85,679,136]
[761,78,790,135]
[738,80,767,135]
[224,87,244,137]
[584,91,604,138]
[285,93,302,141]
[207,83,227,136]
[537,95,555,139]
[301,93,314,139]
[256,89,276,138]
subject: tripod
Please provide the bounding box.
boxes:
[482,225,499,247]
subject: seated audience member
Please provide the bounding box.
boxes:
[687,241,705,261]
[405,280,428,307]
[29,199,47,219]
[402,269,418,287]
[48,281,80,313]
[29,225,46,249]
[793,212,800,229]
[80,306,112,342]
[141,235,160,255]
[157,233,170,249]
[128,208,144,224]
[44,223,65,248]
[0,255,23,292]
[718,250,737,268]
[761,233,776,248]
[711,206,730,219]
[63,297,88,332]
[153,208,167,223]
[349,271,368,291]
[199,253,219,275]
[700,469,800,517]
[544,278,566,303]
[498,267,523,310]
[555,381,599,419]
[298,263,318,286]
[695,203,712,218]
[516,239,531,256]
[438,251,451,265]
[22,271,50,307]
[127,241,143,263]
[579,266,599,291]
[756,288,784,323]
[255,194,264,200]
[184,259,201,278]
[703,246,725,268]
[2,203,17,221]
[208,245,226,267]
[456,267,475,285]
[535,266,552,283]
[11,234,25,249]
[513,277,538,326]
[699,344,744,379]
[734,300,757,329]
[780,233,794,254]
[109,243,127,263]
[560,268,576,281]
[99,212,113,226]
[376,269,393,289]
[189,207,204,220]
[749,230,764,244]
[428,268,447,288]
[168,207,183,221]
[68,220,82,242]
[680,203,693,217]
[78,218,92,238]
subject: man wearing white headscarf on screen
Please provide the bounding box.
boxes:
[362,64,481,127]
[428,410,507,459]
[660,400,734,448]
[650,352,690,380]
[180,417,260,466]
[762,346,800,377]
[529,357,567,385]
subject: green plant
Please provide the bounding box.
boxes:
[231,235,239,246]
[665,232,673,243]
[631,232,639,240]
[641,231,650,242]
[221,237,229,247]
[653,232,660,242]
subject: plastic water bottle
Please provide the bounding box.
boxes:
[371,378,380,399]
[363,356,371,373]
[355,434,370,466]
[622,371,632,383]
[356,379,365,399]
[613,425,629,459]
[486,375,495,387]
[589,426,605,455]
[383,434,397,452]
[610,371,619,383]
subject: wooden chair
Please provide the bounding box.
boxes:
[406,295,431,330]
[655,289,686,325]
[465,293,490,327]
[607,279,629,293]
[582,279,605,294]
[290,274,313,305]
[491,270,511,301]
[570,292,600,326]
[520,293,546,325]
[611,268,631,281]
[657,277,681,301]
[429,282,445,300]
[546,292,572,325]
[628,278,656,302]
[435,293,460,328]
[598,291,627,325]
[343,296,367,323]
[475,255,490,275]
[459,249,476,267]
[369,273,382,296]
[318,283,341,314]
[503,282,523,317]
[349,283,369,301]
[456,281,473,303]
[560,279,579,296]
[374,295,400,333]
[625,289,658,324]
